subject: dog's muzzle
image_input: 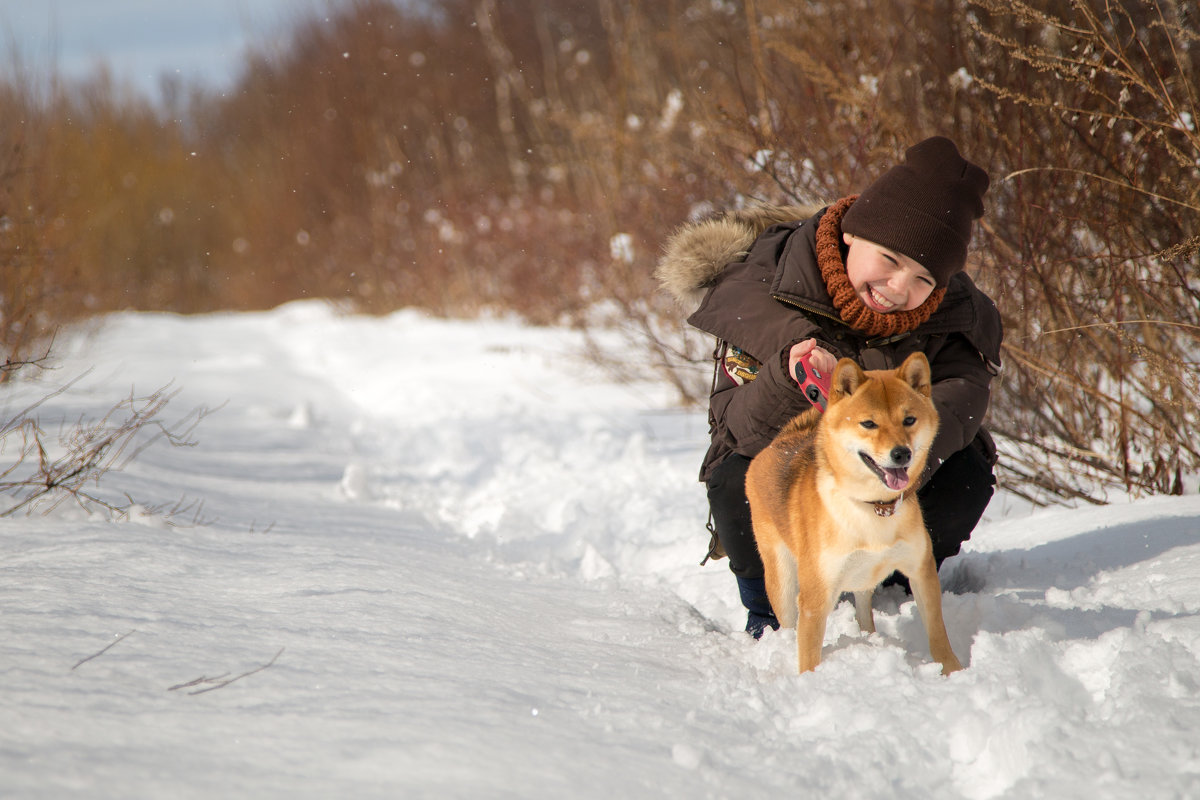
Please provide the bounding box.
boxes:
[860,451,910,491]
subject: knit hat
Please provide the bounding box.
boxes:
[841,136,990,287]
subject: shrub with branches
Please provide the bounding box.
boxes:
[962,0,1200,502]
[0,376,213,519]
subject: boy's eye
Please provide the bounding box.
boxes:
[860,420,878,430]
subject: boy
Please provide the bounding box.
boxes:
[656,137,1002,635]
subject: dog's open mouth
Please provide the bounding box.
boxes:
[860,452,910,491]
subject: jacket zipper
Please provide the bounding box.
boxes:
[771,293,844,325]
[772,292,914,349]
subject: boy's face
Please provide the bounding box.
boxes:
[843,233,936,313]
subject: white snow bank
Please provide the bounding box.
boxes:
[2,302,1199,799]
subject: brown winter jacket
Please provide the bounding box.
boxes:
[655,204,1003,483]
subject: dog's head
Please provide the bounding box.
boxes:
[823,352,939,495]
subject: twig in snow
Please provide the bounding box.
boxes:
[71,629,136,671]
[168,647,285,695]
[167,673,232,692]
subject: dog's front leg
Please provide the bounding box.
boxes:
[908,556,963,675]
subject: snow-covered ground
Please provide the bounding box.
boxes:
[2,302,1199,799]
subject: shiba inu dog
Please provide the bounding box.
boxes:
[745,352,963,675]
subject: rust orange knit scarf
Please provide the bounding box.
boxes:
[816,195,946,338]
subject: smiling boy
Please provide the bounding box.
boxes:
[657,136,1003,636]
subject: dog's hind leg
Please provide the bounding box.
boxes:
[852,591,875,634]
[764,544,799,629]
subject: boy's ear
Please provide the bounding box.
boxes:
[897,352,932,397]
[830,358,865,404]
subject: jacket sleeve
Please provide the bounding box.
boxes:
[712,343,822,459]
[926,332,995,475]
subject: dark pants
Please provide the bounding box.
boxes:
[706,436,996,580]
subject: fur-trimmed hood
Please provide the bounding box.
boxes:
[654,203,824,311]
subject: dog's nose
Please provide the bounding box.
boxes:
[890,446,912,466]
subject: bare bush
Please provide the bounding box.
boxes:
[963,0,1200,503]
[0,378,214,519]
[1,0,1196,504]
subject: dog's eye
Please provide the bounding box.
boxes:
[860,420,878,430]
[903,416,917,426]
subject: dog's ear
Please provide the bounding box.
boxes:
[830,358,865,404]
[897,352,932,397]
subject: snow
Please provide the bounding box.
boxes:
[3,301,1200,798]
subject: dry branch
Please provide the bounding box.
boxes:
[168,648,285,696]
[71,630,136,671]
[1,336,56,382]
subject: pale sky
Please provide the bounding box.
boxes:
[0,0,318,99]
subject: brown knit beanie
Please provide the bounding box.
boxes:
[841,137,989,287]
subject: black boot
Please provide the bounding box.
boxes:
[737,576,779,639]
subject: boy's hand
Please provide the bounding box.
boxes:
[788,339,836,388]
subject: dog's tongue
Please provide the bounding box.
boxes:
[883,468,909,491]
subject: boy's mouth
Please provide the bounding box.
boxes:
[860,452,910,491]
[864,284,898,312]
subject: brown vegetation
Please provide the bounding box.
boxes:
[1,0,1196,504]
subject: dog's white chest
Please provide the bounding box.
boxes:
[833,542,919,592]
